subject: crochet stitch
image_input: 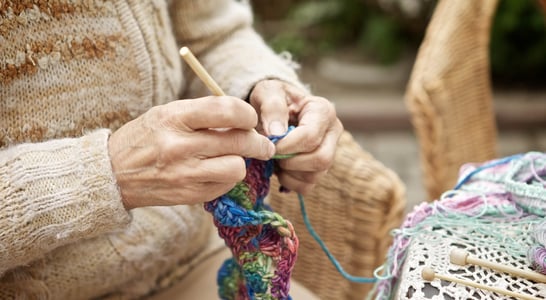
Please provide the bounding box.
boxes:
[204,129,299,300]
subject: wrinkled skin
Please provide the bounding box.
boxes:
[108,80,342,209]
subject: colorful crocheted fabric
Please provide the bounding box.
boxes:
[204,130,299,300]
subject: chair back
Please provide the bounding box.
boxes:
[405,0,499,201]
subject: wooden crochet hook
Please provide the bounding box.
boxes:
[179,46,225,96]
[179,46,238,133]
[179,47,269,140]
[422,267,541,300]
[450,248,546,284]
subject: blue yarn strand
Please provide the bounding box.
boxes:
[272,125,376,284]
[453,153,524,190]
[297,193,377,283]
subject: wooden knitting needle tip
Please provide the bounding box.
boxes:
[450,248,546,283]
[179,46,226,96]
[422,267,541,300]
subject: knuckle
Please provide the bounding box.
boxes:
[298,183,315,195]
[304,172,322,184]
[155,103,187,130]
[228,132,246,154]
[313,97,337,120]
[249,89,262,104]
[322,99,337,119]
[261,140,273,159]
[301,135,322,152]
[260,79,280,90]
[218,98,257,124]
[297,172,316,184]
[158,102,180,122]
[253,140,269,159]
[149,104,167,118]
[156,136,195,167]
[217,96,239,111]
[335,118,344,132]
[228,156,247,181]
[156,132,178,153]
[313,151,334,170]
[142,105,165,128]
[251,80,281,102]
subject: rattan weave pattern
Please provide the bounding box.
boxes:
[405,0,500,201]
[270,131,406,299]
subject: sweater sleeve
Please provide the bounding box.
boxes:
[169,0,307,99]
[0,129,131,276]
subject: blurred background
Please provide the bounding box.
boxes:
[251,0,546,211]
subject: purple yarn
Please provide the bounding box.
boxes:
[373,152,546,299]
[528,246,546,274]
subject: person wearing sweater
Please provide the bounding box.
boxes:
[0,0,342,298]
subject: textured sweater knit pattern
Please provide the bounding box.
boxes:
[0,0,302,298]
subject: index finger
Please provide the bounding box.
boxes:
[164,96,258,131]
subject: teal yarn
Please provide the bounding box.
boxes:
[297,193,377,283]
[372,151,546,299]
[505,152,546,216]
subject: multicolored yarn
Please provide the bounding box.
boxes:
[204,128,299,300]
[371,151,546,299]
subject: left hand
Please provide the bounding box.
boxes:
[249,79,344,194]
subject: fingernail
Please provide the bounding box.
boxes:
[269,121,285,136]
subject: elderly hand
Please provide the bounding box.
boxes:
[108,96,275,209]
[249,80,343,194]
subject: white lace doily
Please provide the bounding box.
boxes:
[395,217,546,299]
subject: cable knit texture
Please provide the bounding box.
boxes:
[0,0,302,298]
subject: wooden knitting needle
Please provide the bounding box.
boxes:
[450,248,546,283]
[422,267,542,300]
[179,46,226,96]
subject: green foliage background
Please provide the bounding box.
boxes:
[261,0,426,65]
[255,0,546,85]
[491,0,546,84]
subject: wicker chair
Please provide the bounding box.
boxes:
[270,131,406,299]
[405,0,500,201]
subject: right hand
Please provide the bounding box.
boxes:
[108,96,275,209]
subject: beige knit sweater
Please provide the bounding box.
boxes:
[0,1,302,298]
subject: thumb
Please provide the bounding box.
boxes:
[261,97,289,136]
[250,80,290,136]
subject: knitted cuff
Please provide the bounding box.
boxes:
[193,28,308,100]
[0,129,130,274]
